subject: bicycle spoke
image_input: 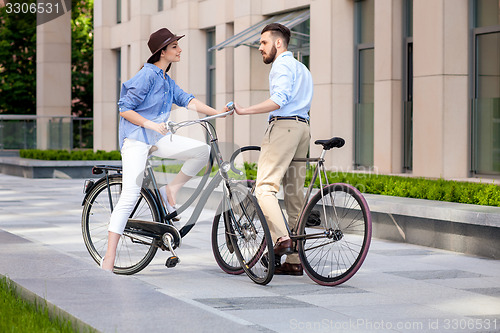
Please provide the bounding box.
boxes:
[298,183,372,286]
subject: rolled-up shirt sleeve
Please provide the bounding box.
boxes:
[171,77,195,107]
[118,70,153,112]
[269,62,294,108]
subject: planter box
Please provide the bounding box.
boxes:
[0,157,121,179]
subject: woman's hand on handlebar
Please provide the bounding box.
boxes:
[143,120,168,135]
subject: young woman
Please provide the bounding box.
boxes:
[101,28,228,272]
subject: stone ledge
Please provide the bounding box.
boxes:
[364,193,500,228]
[0,157,121,179]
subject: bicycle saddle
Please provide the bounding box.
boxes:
[314,137,345,150]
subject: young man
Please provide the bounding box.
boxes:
[234,23,313,275]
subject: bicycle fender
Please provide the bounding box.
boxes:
[81,174,122,206]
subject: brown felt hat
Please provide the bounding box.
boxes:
[147,28,184,64]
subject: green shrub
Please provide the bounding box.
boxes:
[244,163,500,207]
[20,149,121,161]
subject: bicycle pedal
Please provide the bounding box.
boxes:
[165,256,180,268]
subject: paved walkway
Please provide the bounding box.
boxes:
[0,174,499,332]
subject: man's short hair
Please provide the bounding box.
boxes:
[261,23,291,47]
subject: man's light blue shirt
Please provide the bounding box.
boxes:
[268,51,313,120]
[117,63,194,149]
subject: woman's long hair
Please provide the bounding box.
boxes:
[147,45,172,72]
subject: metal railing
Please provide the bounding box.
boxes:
[0,115,93,150]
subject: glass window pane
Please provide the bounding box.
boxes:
[207,29,216,108]
[357,0,374,44]
[477,33,500,99]
[475,0,500,27]
[474,32,500,174]
[406,0,413,37]
[117,0,121,24]
[356,48,374,167]
[359,48,374,104]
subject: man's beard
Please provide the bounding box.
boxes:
[262,45,277,64]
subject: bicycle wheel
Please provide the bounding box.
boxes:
[211,180,255,275]
[297,183,372,286]
[212,202,244,275]
[82,176,159,275]
[224,182,274,285]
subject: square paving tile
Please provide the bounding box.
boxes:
[385,269,485,280]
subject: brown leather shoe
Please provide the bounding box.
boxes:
[273,238,293,257]
[274,262,303,276]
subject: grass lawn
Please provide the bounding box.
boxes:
[0,276,84,333]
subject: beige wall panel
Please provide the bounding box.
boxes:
[261,0,310,15]
[150,11,177,32]
[413,76,444,177]
[331,0,354,84]
[328,84,354,171]
[93,103,119,151]
[373,80,402,173]
[233,0,254,17]
[374,0,402,81]
[198,0,234,28]
[250,49,271,91]
[36,63,71,108]
[373,0,403,173]
[310,84,333,157]
[413,0,444,77]
[443,76,469,178]
[93,48,118,151]
[310,0,332,85]
[444,0,468,75]
[36,12,71,149]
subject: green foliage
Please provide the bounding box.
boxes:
[71,0,93,119]
[0,0,37,115]
[20,149,121,160]
[0,276,78,332]
[243,163,500,207]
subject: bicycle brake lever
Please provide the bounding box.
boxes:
[166,120,176,134]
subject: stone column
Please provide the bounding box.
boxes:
[36,10,71,149]
[315,0,355,171]
[373,0,403,174]
[215,22,235,147]
[412,0,469,178]
[93,0,119,151]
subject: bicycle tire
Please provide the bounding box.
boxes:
[297,183,372,286]
[224,182,275,285]
[211,180,255,275]
[82,176,159,275]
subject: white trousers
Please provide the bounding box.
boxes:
[108,134,210,235]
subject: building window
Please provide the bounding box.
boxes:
[290,18,310,68]
[403,0,413,171]
[354,0,375,169]
[117,0,121,24]
[208,9,310,68]
[471,0,500,175]
[158,0,163,12]
[206,28,216,108]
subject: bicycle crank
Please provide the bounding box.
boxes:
[163,233,180,268]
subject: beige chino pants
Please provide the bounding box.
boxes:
[255,119,310,264]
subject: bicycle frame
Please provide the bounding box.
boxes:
[93,110,239,241]
[289,149,333,241]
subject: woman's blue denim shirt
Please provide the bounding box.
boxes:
[117,63,194,149]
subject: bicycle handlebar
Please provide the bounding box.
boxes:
[166,102,234,134]
[229,145,261,176]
